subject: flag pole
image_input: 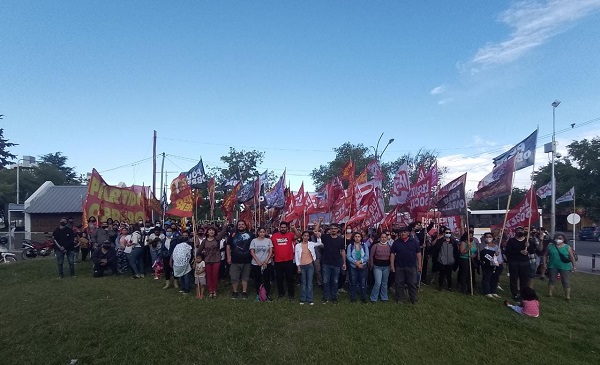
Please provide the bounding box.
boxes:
[573,187,576,251]
[498,158,518,249]
[525,164,537,249]
[464,180,474,296]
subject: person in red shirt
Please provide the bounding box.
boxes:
[270,221,300,300]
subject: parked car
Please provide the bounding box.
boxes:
[578,226,600,241]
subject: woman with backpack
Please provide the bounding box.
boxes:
[347,232,369,303]
[249,227,274,302]
[543,233,576,300]
[368,232,391,302]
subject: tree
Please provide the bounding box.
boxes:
[311,143,445,208]
[532,137,600,221]
[38,152,80,184]
[213,147,265,185]
[0,127,17,169]
[469,187,530,211]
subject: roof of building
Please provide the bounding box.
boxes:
[24,185,87,214]
[8,203,24,211]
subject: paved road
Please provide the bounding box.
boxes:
[568,239,600,256]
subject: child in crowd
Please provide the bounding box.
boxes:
[152,257,164,280]
[194,254,206,299]
[504,287,540,318]
[78,232,90,262]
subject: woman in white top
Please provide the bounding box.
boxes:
[294,231,323,305]
[125,224,144,278]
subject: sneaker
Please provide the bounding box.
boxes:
[241,292,248,300]
[492,294,501,299]
[231,292,239,300]
[332,300,339,305]
[322,300,329,304]
[179,290,185,293]
[497,285,504,291]
[309,302,314,306]
[485,294,495,299]
[300,302,305,305]
[338,288,347,293]
[154,276,159,280]
[255,295,260,302]
[267,296,273,302]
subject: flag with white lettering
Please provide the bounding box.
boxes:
[389,163,410,206]
[186,159,206,188]
[367,160,384,181]
[436,173,467,216]
[504,186,540,232]
[493,129,538,171]
[473,157,515,201]
[535,181,552,199]
[556,187,574,204]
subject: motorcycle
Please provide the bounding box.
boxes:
[0,236,17,263]
[21,237,55,259]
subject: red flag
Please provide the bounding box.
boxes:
[166,174,193,218]
[473,157,515,201]
[367,160,384,181]
[355,168,368,185]
[381,205,400,229]
[340,159,355,183]
[347,191,383,228]
[390,163,410,206]
[293,183,306,215]
[222,181,241,220]
[503,186,540,234]
[239,208,253,230]
[208,178,216,216]
[284,189,298,222]
[330,196,350,223]
[408,163,439,215]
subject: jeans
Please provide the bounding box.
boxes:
[370,265,390,302]
[275,260,295,298]
[322,264,341,301]
[55,250,75,277]
[394,266,418,303]
[314,258,323,286]
[179,271,192,293]
[150,248,161,265]
[481,264,504,294]
[127,247,144,276]
[299,263,315,302]
[348,266,367,301]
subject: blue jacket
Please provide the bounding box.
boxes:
[346,242,369,269]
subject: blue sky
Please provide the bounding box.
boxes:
[2,0,600,196]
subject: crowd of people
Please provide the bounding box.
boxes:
[50,215,577,314]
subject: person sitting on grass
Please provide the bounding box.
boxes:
[92,241,118,277]
[504,287,539,318]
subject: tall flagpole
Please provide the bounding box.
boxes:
[498,158,518,247]
[573,187,576,251]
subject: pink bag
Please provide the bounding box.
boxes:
[258,284,268,302]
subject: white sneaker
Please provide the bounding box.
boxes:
[497,285,504,291]
[492,294,501,299]
[485,294,495,299]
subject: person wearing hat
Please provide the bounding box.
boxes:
[390,226,422,304]
[314,219,346,304]
[505,226,531,300]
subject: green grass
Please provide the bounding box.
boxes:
[1,260,600,365]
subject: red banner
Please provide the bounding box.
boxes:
[83,169,149,224]
[330,195,350,224]
[222,181,241,220]
[166,174,193,218]
[503,186,540,233]
[340,159,355,182]
[408,163,438,215]
[390,163,410,206]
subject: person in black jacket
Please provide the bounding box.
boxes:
[92,242,118,277]
[52,217,76,278]
[505,226,530,300]
[411,220,435,285]
[480,232,503,299]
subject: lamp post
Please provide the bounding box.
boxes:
[16,156,36,204]
[550,100,561,236]
[372,132,395,161]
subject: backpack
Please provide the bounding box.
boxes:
[258,284,268,301]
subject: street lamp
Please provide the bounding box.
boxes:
[16,156,36,204]
[372,132,395,161]
[550,100,560,236]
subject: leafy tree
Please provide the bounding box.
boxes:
[532,137,600,221]
[469,187,530,211]
[38,152,80,184]
[0,127,17,169]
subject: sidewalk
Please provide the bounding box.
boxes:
[576,255,600,275]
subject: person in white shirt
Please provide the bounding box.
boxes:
[294,231,323,305]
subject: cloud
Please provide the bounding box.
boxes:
[438,98,453,105]
[430,85,447,95]
[470,0,600,69]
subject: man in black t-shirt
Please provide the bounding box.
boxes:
[505,226,530,299]
[52,217,76,278]
[226,220,255,299]
[314,219,346,304]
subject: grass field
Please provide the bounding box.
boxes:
[1,259,599,365]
